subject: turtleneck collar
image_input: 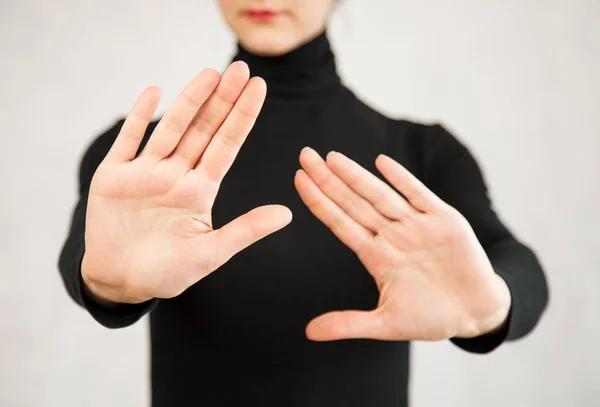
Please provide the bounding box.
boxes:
[232,31,341,99]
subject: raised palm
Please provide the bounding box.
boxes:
[82,62,292,304]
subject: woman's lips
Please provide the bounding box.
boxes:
[244,9,280,22]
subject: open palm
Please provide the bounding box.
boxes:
[295,148,511,341]
[82,62,292,304]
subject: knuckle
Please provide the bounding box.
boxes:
[181,87,205,108]
[318,170,336,189]
[346,171,361,188]
[236,102,258,120]
[216,131,239,149]
[159,118,185,137]
[372,214,388,231]
[193,111,219,135]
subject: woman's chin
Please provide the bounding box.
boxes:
[238,30,302,57]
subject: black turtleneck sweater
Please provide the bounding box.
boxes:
[58,32,548,407]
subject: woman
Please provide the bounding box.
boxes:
[58,1,548,406]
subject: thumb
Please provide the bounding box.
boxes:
[305,309,386,341]
[211,204,292,269]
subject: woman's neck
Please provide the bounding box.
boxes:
[232,31,341,99]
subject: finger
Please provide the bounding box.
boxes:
[325,151,416,220]
[294,169,372,254]
[209,204,292,270]
[375,154,444,212]
[197,76,266,183]
[107,86,161,162]
[306,309,385,341]
[141,68,220,159]
[299,147,389,233]
[172,61,250,168]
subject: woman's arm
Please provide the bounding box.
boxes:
[422,124,549,353]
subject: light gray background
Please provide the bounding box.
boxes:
[1,0,598,406]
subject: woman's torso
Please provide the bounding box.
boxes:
[148,84,426,406]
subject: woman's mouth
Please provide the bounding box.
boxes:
[244,9,280,22]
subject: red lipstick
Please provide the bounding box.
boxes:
[244,9,279,22]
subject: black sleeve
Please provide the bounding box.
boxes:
[420,124,549,353]
[57,119,159,329]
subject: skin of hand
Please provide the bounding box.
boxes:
[294,147,512,341]
[81,61,293,305]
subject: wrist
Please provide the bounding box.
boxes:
[81,272,121,308]
[81,254,150,305]
[455,273,512,339]
[477,273,512,336]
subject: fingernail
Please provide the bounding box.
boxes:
[327,151,336,159]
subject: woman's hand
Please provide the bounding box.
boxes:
[82,62,292,305]
[294,147,511,341]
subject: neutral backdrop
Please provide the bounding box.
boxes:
[1,0,599,406]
